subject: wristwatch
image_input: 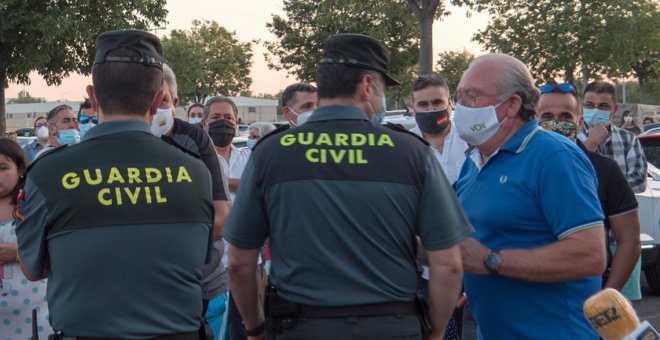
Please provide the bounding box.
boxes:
[484,250,502,274]
[242,321,266,337]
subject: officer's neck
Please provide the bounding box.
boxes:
[98,111,151,124]
[318,98,370,117]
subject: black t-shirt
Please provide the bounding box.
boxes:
[167,118,230,201]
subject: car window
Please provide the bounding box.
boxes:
[640,136,660,168]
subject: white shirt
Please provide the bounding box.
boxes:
[218,145,251,268]
[411,121,468,185]
[217,145,252,201]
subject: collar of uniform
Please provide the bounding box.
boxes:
[305,105,369,123]
[500,118,543,154]
[83,120,152,140]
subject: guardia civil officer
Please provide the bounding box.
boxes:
[16,30,214,339]
[225,33,473,340]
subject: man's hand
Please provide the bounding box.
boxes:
[459,237,490,274]
[584,124,609,151]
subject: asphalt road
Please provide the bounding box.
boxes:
[633,275,660,330]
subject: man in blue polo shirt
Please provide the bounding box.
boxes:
[455,53,606,339]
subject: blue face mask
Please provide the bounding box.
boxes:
[78,123,95,138]
[189,117,202,124]
[247,138,257,150]
[583,108,611,126]
[58,129,81,145]
[370,87,387,125]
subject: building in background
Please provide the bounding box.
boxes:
[5,96,280,132]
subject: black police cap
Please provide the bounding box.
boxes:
[319,33,400,86]
[94,30,163,69]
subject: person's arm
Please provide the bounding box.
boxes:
[212,200,232,240]
[0,242,18,265]
[605,210,641,290]
[228,246,265,340]
[626,137,647,193]
[427,245,463,340]
[461,226,606,282]
[16,177,50,281]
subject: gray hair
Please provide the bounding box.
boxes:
[162,63,178,101]
[470,53,539,121]
[249,122,277,138]
[204,96,238,119]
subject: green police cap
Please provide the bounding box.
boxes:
[319,33,400,86]
[94,30,163,69]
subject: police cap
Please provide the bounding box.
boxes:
[319,33,400,86]
[94,30,163,69]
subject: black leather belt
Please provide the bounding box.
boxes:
[297,301,418,318]
[54,331,200,340]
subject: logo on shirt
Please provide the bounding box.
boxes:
[280,132,395,165]
[499,175,508,184]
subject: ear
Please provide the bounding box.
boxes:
[357,73,377,101]
[149,89,165,117]
[173,97,179,108]
[86,85,99,112]
[611,103,619,117]
[48,125,58,137]
[577,115,585,130]
[503,94,523,120]
[282,106,291,120]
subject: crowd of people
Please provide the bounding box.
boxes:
[0,29,647,340]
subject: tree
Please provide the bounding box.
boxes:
[264,0,420,88]
[451,0,659,87]
[406,0,449,75]
[1,0,167,137]
[162,20,254,105]
[7,90,45,104]
[436,49,474,91]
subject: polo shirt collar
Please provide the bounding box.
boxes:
[500,118,543,154]
[306,105,369,123]
[83,120,152,141]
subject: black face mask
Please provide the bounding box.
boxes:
[414,109,450,134]
[208,119,236,147]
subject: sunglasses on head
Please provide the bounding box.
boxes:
[539,83,577,94]
[79,116,98,124]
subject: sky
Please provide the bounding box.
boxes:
[5,0,490,102]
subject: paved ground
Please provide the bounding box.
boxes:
[632,274,660,330]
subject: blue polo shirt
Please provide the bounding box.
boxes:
[457,119,603,339]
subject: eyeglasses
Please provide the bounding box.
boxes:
[539,83,577,94]
[456,92,502,108]
[78,116,98,124]
[35,122,48,129]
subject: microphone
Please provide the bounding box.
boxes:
[583,288,660,340]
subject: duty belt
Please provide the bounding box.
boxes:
[273,300,418,318]
[49,331,200,340]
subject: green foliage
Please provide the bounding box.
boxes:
[451,0,660,87]
[264,0,420,88]
[162,20,253,105]
[7,90,45,104]
[1,0,167,86]
[0,0,167,136]
[617,80,660,106]
[436,49,474,92]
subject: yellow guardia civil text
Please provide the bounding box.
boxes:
[60,166,193,206]
[279,132,395,164]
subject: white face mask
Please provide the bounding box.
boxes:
[36,126,49,139]
[288,108,300,127]
[296,111,314,126]
[453,100,506,146]
[151,107,174,137]
[624,116,633,124]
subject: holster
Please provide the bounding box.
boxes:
[264,284,300,335]
[415,291,432,338]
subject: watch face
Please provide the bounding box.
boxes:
[486,252,502,271]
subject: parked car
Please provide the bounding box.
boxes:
[15,127,35,137]
[637,131,660,293]
[232,135,248,148]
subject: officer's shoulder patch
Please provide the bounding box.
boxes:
[384,122,428,146]
[26,145,68,173]
[252,124,289,151]
[161,135,202,159]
